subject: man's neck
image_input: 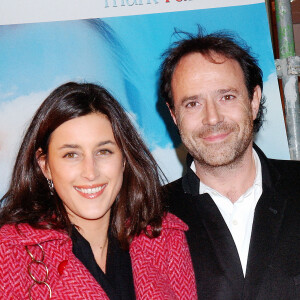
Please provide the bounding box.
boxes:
[195,145,256,203]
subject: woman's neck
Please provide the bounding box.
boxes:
[72,214,110,273]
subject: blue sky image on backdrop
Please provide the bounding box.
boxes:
[0,2,289,196]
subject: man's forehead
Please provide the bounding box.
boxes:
[172,51,244,83]
[177,51,232,68]
[170,51,249,103]
[172,51,245,89]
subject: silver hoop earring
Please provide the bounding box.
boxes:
[47,179,54,195]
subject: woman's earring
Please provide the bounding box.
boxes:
[47,179,54,195]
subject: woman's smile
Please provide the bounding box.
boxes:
[74,184,107,199]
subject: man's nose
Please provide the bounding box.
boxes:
[202,100,223,125]
[81,157,99,181]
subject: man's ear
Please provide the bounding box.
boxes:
[251,85,262,120]
[166,103,178,126]
[36,148,52,179]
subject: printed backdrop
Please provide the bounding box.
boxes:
[0,0,289,197]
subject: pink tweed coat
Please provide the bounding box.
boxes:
[0,213,197,299]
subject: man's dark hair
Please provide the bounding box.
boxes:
[159,28,266,133]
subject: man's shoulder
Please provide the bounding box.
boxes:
[268,157,300,184]
[266,158,300,210]
[164,177,184,194]
[163,176,198,223]
[269,157,300,170]
[255,144,300,175]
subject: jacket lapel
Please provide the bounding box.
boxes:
[181,155,244,297]
[243,145,286,299]
[195,193,244,294]
[243,186,285,299]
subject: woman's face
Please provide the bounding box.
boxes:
[38,113,125,226]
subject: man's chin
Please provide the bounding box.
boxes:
[196,155,236,168]
[194,143,241,168]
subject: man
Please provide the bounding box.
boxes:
[160,30,300,299]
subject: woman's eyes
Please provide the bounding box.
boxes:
[63,152,78,159]
[97,149,112,156]
[62,149,113,159]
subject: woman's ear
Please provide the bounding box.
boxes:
[36,148,52,179]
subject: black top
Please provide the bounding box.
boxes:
[71,227,135,300]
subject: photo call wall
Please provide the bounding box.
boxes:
[0,0,289,197]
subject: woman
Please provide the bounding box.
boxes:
[0,82,197,299]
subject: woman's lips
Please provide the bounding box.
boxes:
[74,184,107,199]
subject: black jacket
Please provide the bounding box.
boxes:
[164,144,300,299]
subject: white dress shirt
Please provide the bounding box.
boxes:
[191,150,262,276]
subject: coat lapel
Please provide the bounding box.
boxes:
[180,156,244,297]
[195,193,245,297]
[243,186,285,299]
[243,146,286,299]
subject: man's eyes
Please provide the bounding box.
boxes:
[221,95,236,101]
[183,95,236,110]
[185,101,200,108]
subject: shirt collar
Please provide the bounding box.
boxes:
[190,148,262,197]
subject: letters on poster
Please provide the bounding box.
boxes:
[105,0,192,8]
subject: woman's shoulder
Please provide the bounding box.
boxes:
[0,223,29,243]
[0,223,69,246]
[130,213,197,299]
[157,213,189,248]
[161,212,188,231]
[130,213,188,250]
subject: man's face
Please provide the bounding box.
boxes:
[169,52,261,168]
